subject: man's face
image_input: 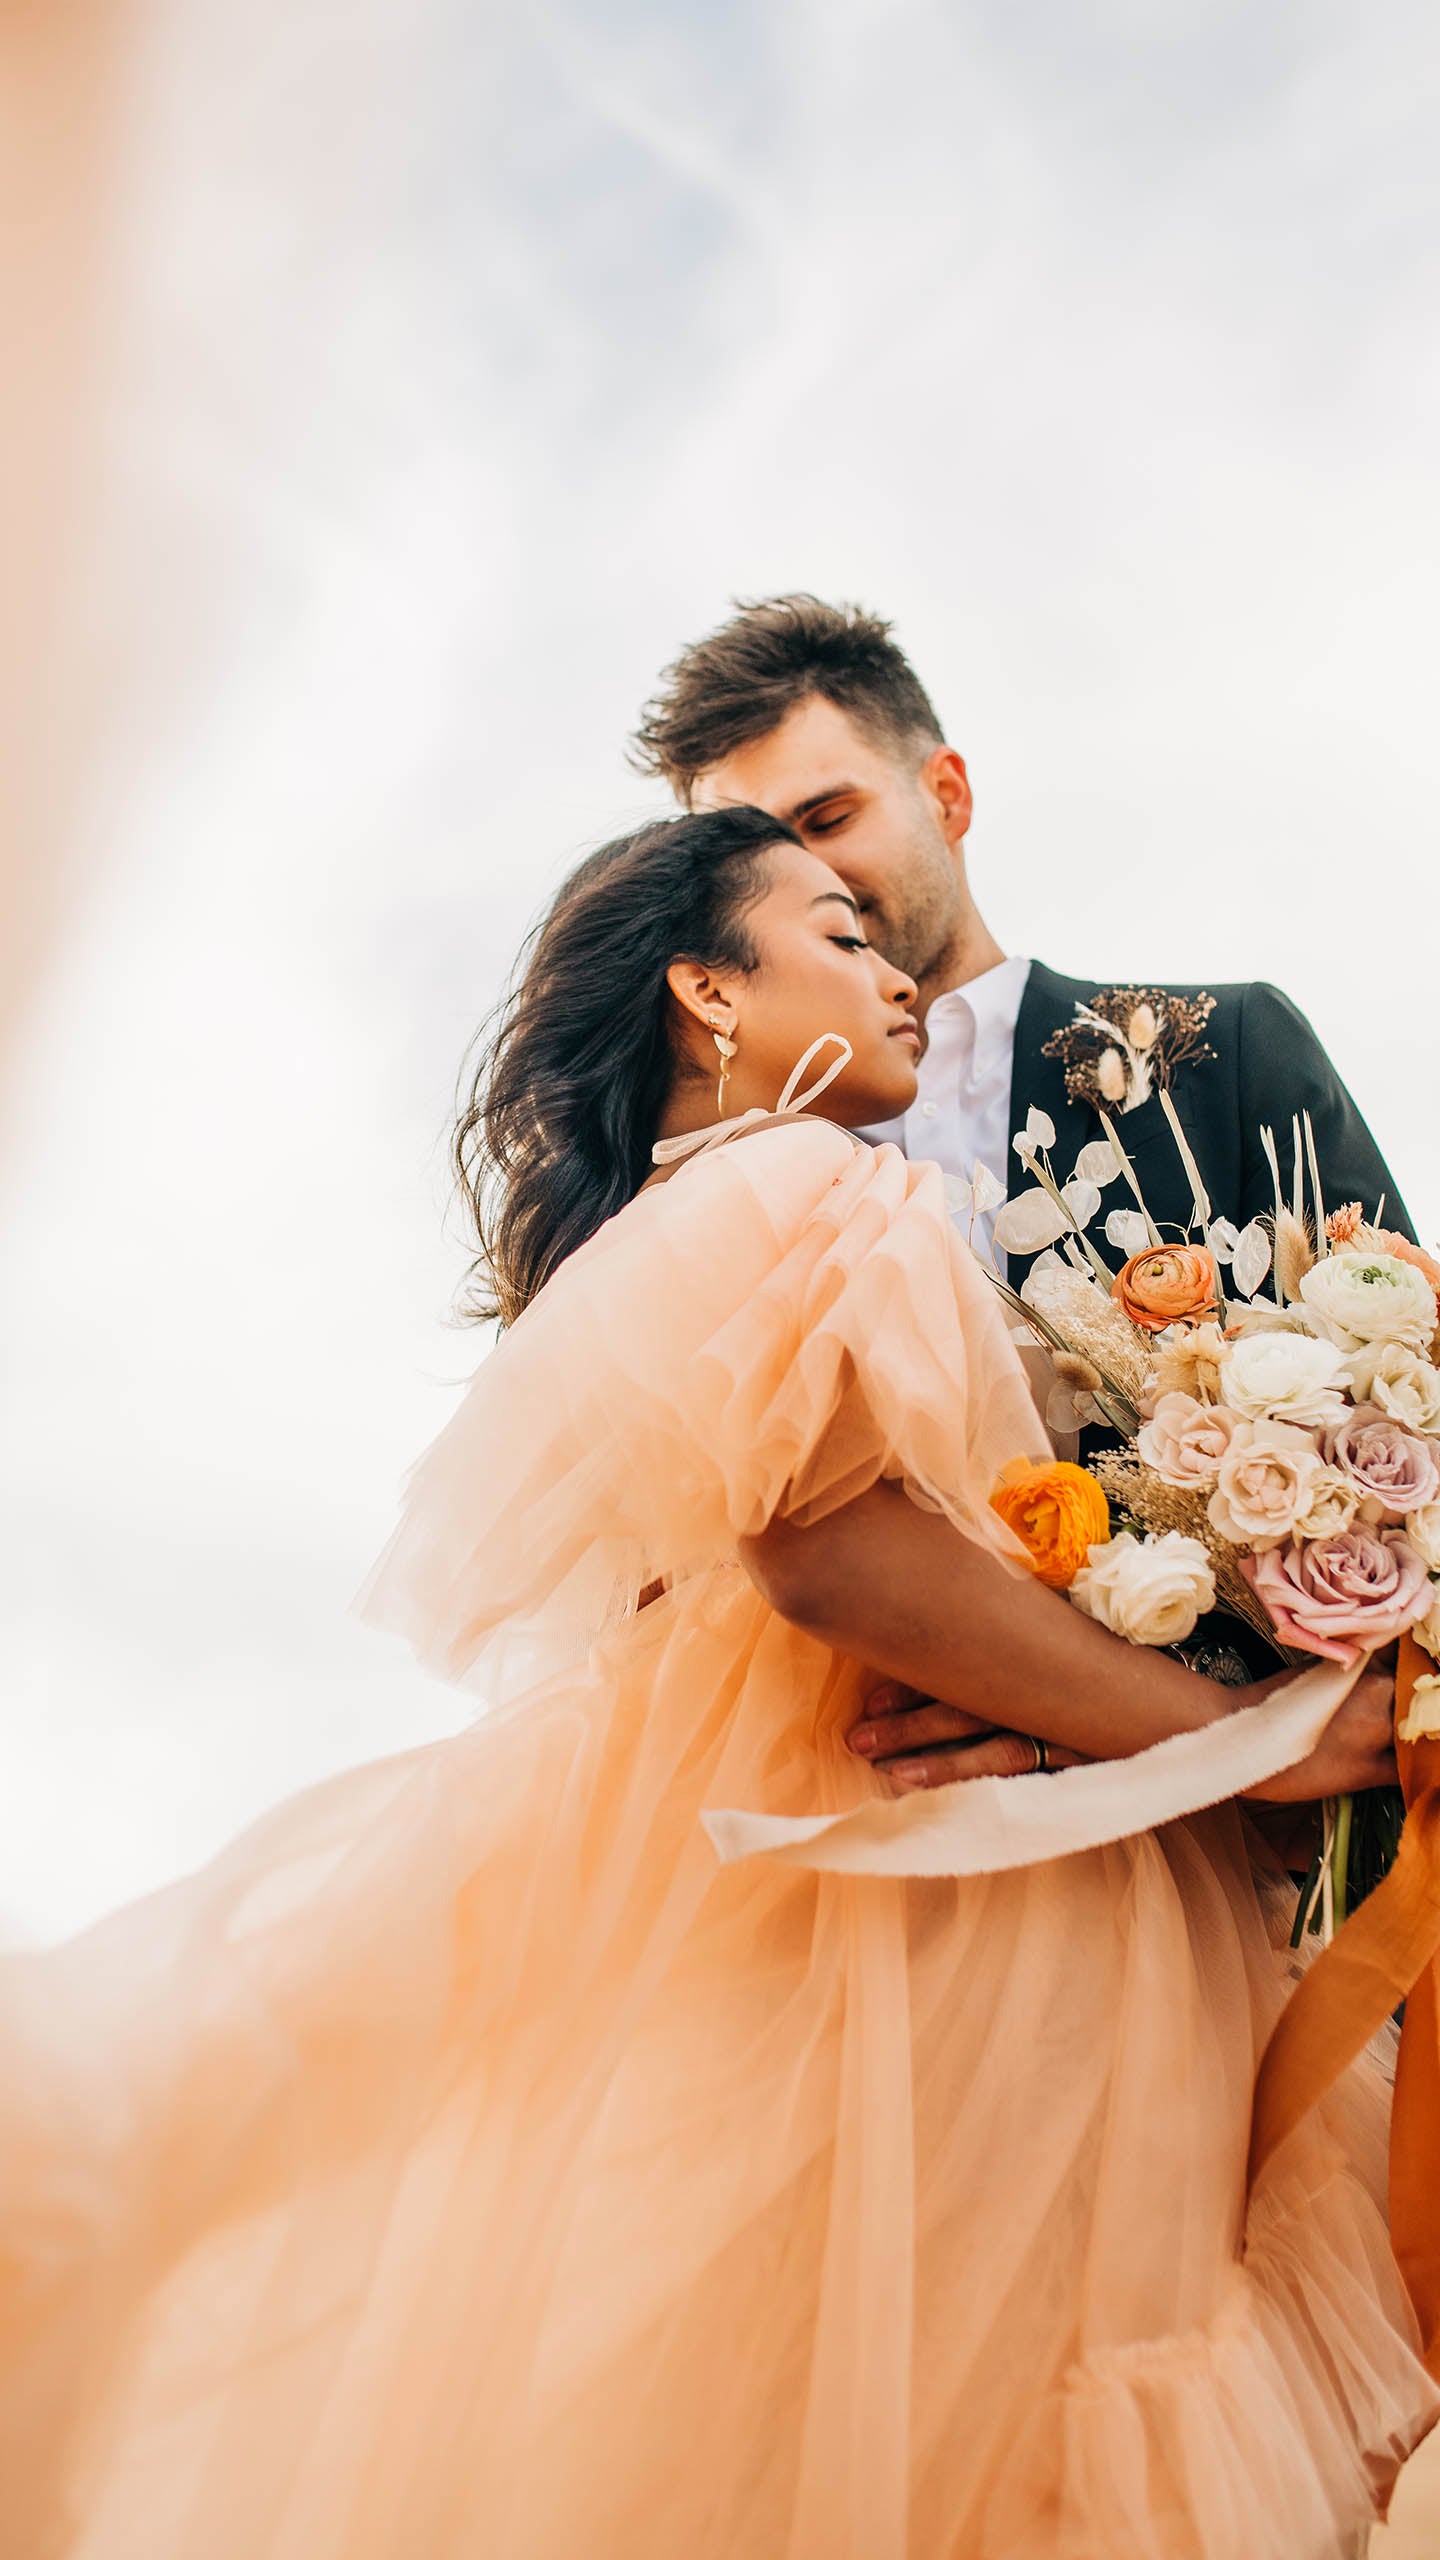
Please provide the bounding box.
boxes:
[690,694,971,988]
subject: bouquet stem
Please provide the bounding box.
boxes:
[1330,1792,1353,1931]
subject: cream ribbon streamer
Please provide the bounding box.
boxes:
[651,1034,855,1167]
[704,1655,1364,1878]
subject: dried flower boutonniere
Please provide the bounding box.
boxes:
[1041,986,1217,1115]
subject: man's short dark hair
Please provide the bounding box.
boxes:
[629,594,945,804]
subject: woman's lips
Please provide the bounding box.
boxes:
[890,1020,921,1047]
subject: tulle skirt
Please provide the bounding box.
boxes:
[4,1565,1432,2560]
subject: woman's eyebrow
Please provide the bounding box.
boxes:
[808,892,862,921]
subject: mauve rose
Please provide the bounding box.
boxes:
[1323,1405,1440,1522]
[1242,1527,1433,1665]
[1136,1392,1241,1488]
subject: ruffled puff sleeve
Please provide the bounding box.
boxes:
[362,1123,1051,1693]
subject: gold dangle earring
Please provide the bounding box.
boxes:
[709,1015,737,1115]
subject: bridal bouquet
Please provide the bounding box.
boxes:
[983,1097,1440,1935]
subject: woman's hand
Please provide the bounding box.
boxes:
[849,1681,1088,1793]
[1241,1666,1398,1804]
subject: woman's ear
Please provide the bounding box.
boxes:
[665,960,736,1035]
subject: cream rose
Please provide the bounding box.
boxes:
[1415,1585,1440,1663]
[1207,1419,1328,1549]
[1136,1393,1242,1489]
[1218,1330,1349,1429]
[1406,1501,1440,1572]
[1070,1531,1216,1647]
[1398,1674,1440,1742]
[1345,1341,1440,1434]
[1294,1468,1364,1540]
[1300,1249,1438,1350]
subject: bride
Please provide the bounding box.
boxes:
[2,803,1434,2559]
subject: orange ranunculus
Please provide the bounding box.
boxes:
[1112,1244,1219,1334]
[990,1460,1111,1591]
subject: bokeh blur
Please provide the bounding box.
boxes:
[4,0,1439,1956]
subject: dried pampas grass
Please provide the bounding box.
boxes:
[1273,1208,1316,1307]
[1022,1263,1153,1406]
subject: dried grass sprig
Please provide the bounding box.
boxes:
[987,1275,1143,1437]
[1273,1208,1315,1307]
[1023,1264,1154,1408]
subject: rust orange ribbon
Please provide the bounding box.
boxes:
[1249,1632,1440,2376]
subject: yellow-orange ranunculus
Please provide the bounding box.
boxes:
[990,1461,1111,1591]
[1113,1244,1218,1334]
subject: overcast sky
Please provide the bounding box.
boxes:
[3,0,1438,1941]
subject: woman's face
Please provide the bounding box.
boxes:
[692,842,921,1126]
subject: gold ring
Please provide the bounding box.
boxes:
[1027,1734,1050,1774]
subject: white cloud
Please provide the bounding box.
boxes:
[3,0,1437,1936]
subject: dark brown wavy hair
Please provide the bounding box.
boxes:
[455,805,801,1325]
[629,593,944,804]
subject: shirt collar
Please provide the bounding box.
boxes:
[925,955,1031,1064]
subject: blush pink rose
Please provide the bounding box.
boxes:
[1136,1392,1242,1489]
[1242,1526,1433,1665]
[1322,1404,1440,1521]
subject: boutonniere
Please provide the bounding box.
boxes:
[1041,986,1217,1115]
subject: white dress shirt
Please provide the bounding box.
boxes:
[861,955,1033,1269]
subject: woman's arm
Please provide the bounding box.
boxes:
[739,1483,1397,1795]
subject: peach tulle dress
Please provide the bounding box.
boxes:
[2,1121,1435,2560]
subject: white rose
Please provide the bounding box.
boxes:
[1406,1501,1440,1573]
[1294,1468,1364,1540]
[1398,1674,1440,1742]
[1207,1418,1328,1549]
[1299,1249,1437,1351]
[1136,1393,1242,1488]
[1414,1585,1440,1663]
[1346,1341,1440,1435]
[1219,1330,1350,1428]
[1070,1530,1216,1648]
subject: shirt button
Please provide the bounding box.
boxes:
[920,1102,939,1119]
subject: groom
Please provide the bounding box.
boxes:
[630,593,1416,1783]
[631,593,1413,1282]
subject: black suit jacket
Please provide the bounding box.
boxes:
[1004,963,1416,1296]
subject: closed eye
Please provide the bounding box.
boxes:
[829,934,870,953]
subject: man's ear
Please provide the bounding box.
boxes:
[665,959,734,1033]
[921,746,973,849]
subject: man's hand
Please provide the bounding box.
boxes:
[1242,1667,1398,1804]
[848,1681,1087,1794]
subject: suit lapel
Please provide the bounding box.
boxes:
[1005,963,1102,1286]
